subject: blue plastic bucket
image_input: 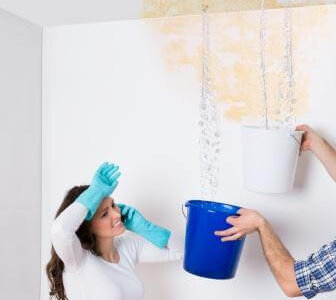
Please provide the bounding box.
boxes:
[183,200,245,279]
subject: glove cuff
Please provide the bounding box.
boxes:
[139,222,172,249]
[75,187,105,221]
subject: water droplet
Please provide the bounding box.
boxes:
[199,104,206,110]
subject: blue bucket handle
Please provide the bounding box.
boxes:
[182,201,242,219]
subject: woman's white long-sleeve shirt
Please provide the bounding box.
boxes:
[51,202,183,300]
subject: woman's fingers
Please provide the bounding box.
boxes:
[110,180,119,191]
[118,204,129,216]
[97,162,121,184]
[109,171,121,183]
[117,203,125,210]
[101,163,115,176]
[97,162,109,173]
[95,162,121,177]
[107,166,119,178]
[117,204,134,219]
[126,208,135,220]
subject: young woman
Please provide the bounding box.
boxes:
[46,162,182,300]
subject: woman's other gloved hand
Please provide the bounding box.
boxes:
[118,204,171,249]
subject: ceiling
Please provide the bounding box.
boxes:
[0,0,335,27]
[0,0,142,26]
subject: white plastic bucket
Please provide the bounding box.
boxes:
[242,126,303,194]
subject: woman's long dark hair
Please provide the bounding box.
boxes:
[46,185,101,300]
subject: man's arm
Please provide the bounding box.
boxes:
[258,219,302,297]
[215,209,301,297]
[296,124,336,181]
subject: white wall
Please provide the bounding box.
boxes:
[0,8,42,300]
[41,6,336,300]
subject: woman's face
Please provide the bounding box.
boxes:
[90,197,125,238]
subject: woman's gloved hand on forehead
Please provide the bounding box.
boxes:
[76,162,121,220]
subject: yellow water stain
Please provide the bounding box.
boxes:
[149,14,203,74]
[163,40,202,72]
[144,5,331,123]
[143,0,335,18]
[209,12,264,121]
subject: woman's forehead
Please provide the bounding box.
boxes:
[98,197,114,211]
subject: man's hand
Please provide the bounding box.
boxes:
[214,208,265,241]
[296,124,323,154]
[215,208,302,297]
[296,124,336,181]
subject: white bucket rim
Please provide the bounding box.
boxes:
[242,125,304,136]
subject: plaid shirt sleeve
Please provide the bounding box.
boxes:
[294,239,336,299]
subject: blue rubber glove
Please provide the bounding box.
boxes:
[118,204,171,249]
[76,162,121,220]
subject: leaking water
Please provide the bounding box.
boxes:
[259,0,269,128]
[259,0,296,129]
[199,10,221,200]
[278,3,296,128]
